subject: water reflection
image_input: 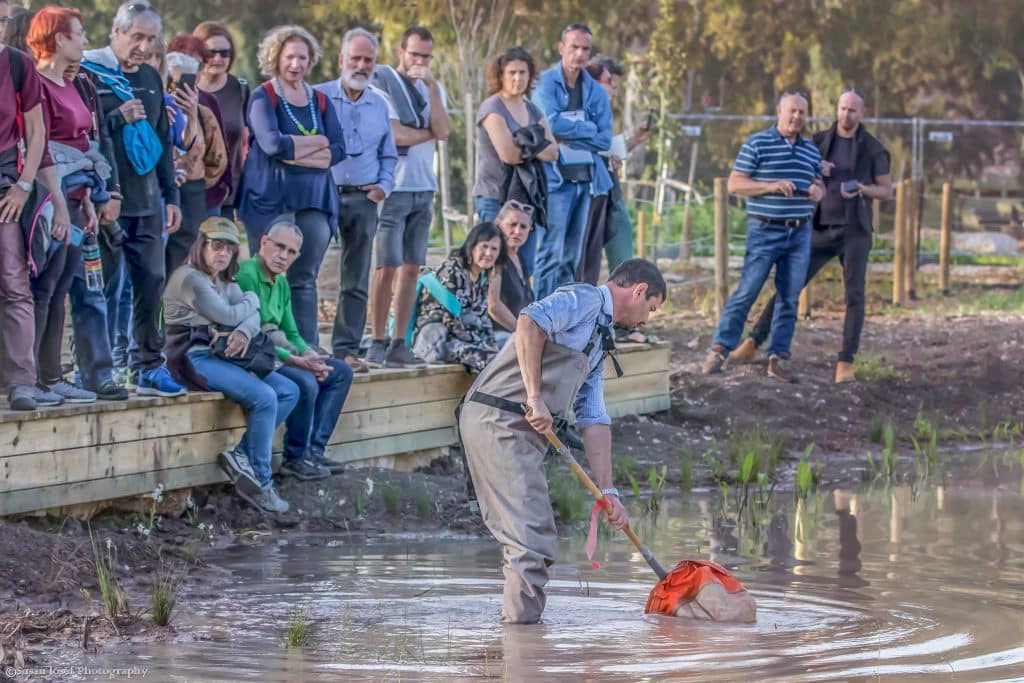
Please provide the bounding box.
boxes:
[44,458,1024,681]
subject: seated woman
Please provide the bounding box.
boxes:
[163,217,299,515]
[411,222,505,374]
[487,200,535,346]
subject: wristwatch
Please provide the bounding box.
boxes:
[600,487,620,498]
[15,179,32,192]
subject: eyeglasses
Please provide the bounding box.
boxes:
[503,200,535,217]
[268,239,300,257]
[206,239,237,253]
[208,48,232,58]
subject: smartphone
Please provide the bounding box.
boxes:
[644,108,656,130]
[69,224,84,247]
[176,72,196,92]
[840,179,860,193]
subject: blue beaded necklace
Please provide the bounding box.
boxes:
[275,78,318,136]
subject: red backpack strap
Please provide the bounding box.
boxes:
[261,81,278,109]
[315,89,327,114]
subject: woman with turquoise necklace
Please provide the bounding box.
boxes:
[237,25,345,347]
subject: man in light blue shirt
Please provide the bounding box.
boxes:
[459,258,667,624]
[532,23,613,300]
[315,28,398,371]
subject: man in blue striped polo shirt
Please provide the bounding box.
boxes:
[702,91,824,382]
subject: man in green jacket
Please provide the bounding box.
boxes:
[237,219,354,480]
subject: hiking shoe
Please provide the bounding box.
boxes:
[111,366,129,386]
[364,338,389,369]
[95,380,130,401]
[8,384,37,411]
[237,482,290,514]
[384,339,427,369]
[33,386,64,407]
[47,379,96,404]
[835,361,856,384]
[767,354,796,383]
[280,458,330,480]
[308,450,346,474]
[701,345,727,375]
[217,449,262,496]
[729,338,759,364]
[137,366,186,397]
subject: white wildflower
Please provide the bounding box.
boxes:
[105,538,113,551]
[317,489,326,498]
[151,483,165,503]
[365,477,374,496]
[186,493,196,508]
[136,523,150,537]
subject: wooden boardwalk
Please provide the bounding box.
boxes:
[0,342,670,517]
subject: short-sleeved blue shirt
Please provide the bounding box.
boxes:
[733,126,822,220]
[520,283,613,429]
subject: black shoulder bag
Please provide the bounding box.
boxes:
[209,324,278,378]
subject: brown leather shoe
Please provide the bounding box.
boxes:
[766,354,795,383]
[701,345,727,375]
[729,338,759,364]
[835,361,856,384]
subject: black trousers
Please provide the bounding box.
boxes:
[575,192,610,285]
[165,179,206,277]
[750,223,871,363]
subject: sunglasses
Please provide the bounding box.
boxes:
[208,48,232,58]
[503,200,535,217]
[125,3,151,12]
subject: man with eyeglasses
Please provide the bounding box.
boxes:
[237,219,354,480]
[532,23,613,300]
[731,88,892,383]
[364,25,451,370]
[315,28,397,374]
[81,1,184,397]
[702,90,824,383]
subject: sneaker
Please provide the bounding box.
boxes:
[137,366,186,397]
[280,458,330,480]
[33,386,64,407]
[701,345,727,375]
[47,379,96,404]
[364,338,389,369]
[384,339,427,369]
[729,338,759,364]
[308,450,345,474]
[95,380,130,401]
[111,366,129,386]
[237,482,290,514]
[767,354,796,383]
[217,449,262,496]
[8,384,37,411]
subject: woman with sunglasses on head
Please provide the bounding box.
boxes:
[236,24,345,349]
[473,47,556,276]
[487,201,535,347]
[193,21,247,219]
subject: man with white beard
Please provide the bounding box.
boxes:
[316,28,398,370]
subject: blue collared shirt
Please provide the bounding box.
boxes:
[521,283,613,429]
[733,126,822,220]
[314,79,398,196]
[532,64,614,198]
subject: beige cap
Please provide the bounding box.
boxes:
[199,216,240,244]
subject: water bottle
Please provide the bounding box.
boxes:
[83,233,104,291]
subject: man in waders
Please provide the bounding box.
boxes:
[459,258,667,624]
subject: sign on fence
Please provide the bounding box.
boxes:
[928,131,954,143]
[681,125,702,137]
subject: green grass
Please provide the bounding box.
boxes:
[412,484,431,520]
[678,450,694,491]
[89,528,128,620]
[613,455,638,483]
[854,353,906,382]
[151,565,185,627]
[285,607,311,648]
[725,426,784,477]
[380,485,400,516]
[548,466,590,524]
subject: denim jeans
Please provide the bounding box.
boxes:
[474,195,538,278]
[604,197,634,274]
[188,349,300,487]
[68,254,116,390]
[277,358,353,461]
[712,217,811,357]
[535,181,590,299]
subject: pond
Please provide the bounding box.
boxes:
[55,454,1024,681]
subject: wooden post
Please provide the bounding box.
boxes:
[905,180,919,299]
[636,210,647,261]
[437,139,453,253]
[939,182,952,292]
[680,141,699,262]
[892,180,906,305]
[713,178,729,316]
[798,283,812,319]
[463,91,475,225]
[872,198,881,233]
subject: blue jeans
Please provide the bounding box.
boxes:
[534,182,590,299]
[474,195,537,278]
[188,349,300,486]
[69,251,116,390]
[604,197,634,273]
[712,217,811,357]
[277,359,353,461]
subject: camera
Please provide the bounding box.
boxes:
[100,220,127,249]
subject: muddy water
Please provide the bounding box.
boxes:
[65,459,1024,681]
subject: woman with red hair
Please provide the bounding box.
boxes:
[26,5,126,402]
[193,21,248,219]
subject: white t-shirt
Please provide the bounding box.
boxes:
[383,78,447,193]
